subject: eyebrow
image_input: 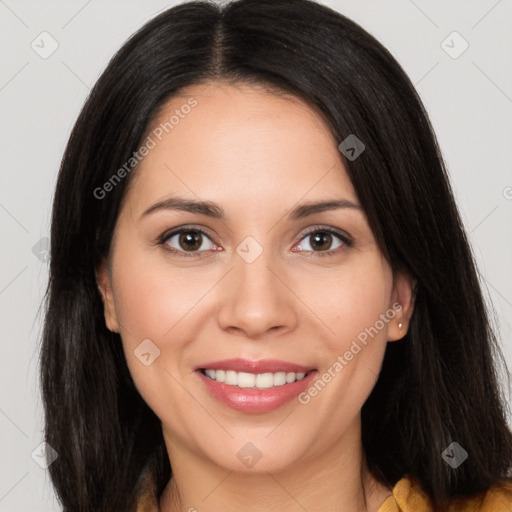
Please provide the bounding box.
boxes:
[140,196,362,220]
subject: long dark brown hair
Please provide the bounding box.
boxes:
[40,0,512,510]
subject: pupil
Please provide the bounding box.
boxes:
[311,232,331,251]
[180,231,202,251]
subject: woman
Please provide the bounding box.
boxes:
[40,0,512,511]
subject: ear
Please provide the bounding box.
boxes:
[96,259,120,333]
[387,271,416,342]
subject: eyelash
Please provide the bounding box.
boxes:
[157,225,353,259]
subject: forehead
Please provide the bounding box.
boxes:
[122,81,358,215]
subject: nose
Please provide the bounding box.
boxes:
[216,247,299,339]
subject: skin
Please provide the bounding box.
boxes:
[97,81,415,512]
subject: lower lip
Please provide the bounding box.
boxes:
[196,370,318,414]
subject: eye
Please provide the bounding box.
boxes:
[159,227,218,257]
[157,225,352,258]
[293,227,352,257]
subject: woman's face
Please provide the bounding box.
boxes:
[97,82,413,473]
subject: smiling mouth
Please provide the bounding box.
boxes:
[199,368,316,389]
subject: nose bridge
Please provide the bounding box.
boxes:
[216,236,298,337]
[235,241,275,293]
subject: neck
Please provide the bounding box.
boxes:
[158,418,392,512]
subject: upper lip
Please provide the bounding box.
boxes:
[196,358,315,374]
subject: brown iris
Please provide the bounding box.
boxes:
[309,231,333,251]
[179,231,203,251]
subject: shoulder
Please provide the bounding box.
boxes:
[378,474,512,512]
[448,479,512,512]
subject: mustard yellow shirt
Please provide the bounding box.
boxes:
[135,473,512,511]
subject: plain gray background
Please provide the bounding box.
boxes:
[1,1,511,510]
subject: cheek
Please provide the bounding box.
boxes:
[303,257,393,350]
[293,265,393,428]
[110,245,222,390]
[112,247,206,341]
[108,247,189,378]
[111,253,202,421]
[113,264,169,341]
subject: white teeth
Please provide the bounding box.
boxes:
[255,373,274,389]
[202,369,309,388]
[237,372,255,388]
[205,369,216,379]
[273,372,286,386]
[225,370,237,386]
